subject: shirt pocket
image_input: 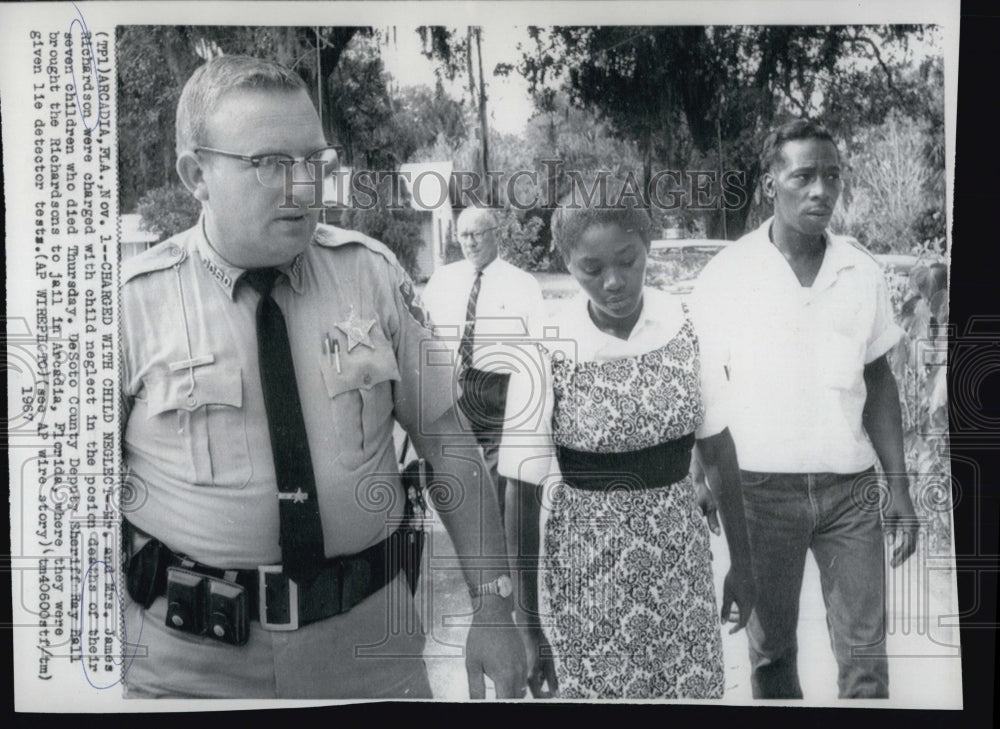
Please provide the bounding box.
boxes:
[142,366,252,488]
[319,335,401,463]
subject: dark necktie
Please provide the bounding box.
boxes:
[458,269,483,374]
[243,268,325,584]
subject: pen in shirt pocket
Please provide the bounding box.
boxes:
[323,334,342,374]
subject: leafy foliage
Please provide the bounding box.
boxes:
[832,113,945,254]
[507,25,940,239]
[883,258,950,554]
[496,211,547,272]
[338,176,424,278]
[134,183,202,241]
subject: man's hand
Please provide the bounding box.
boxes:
[696,479,721,536]
[884,483,919,567]
[465,599,527,699]
[519,625,558,698]
[720,567,755,635]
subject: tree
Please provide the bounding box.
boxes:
[418,27,495,197]
[328,37,468,169]
[504,25,937,238]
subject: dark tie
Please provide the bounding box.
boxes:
[458,269,483,374]
[243,268,325,584]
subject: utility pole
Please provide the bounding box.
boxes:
[474,27,494,203]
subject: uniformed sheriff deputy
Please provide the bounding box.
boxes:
[120,55,525,699]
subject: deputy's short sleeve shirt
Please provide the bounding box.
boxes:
[120,222,452,567]
[690,217,904,474]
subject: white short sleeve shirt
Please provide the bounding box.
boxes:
[690,218,904,474]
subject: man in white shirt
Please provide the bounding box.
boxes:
[692,119,918,699]
[422,206,545,525]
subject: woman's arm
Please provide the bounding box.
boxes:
[696,428,756,633]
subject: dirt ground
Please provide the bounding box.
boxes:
[417,515,962,706]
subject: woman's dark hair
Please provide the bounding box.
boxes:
[550,177,653,260]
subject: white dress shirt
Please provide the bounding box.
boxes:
[690,217,903,474]
[421,257,545,374]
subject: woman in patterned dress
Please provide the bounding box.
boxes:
[499,195,755,699]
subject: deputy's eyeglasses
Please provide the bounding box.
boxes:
[194,145,340,188]
[457,226,500,244]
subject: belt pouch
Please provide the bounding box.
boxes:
[165,567,207,636]
[206,576,249,646]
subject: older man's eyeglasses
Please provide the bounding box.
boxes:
[194,145,340,188]
[457,226,500,244]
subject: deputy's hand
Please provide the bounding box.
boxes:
[696,479,721,536]
[721,567,755,635]
[466,597,527,699]
[520,625,558,698]
[884,483,919,567]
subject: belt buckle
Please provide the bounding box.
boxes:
[258,565,299,631]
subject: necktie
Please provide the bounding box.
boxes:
[243,268,325,584]
[458,269,483,374]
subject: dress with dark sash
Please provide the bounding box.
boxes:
[540,308,725,699]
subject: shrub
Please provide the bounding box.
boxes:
[339,176,423,278]
[497,211,547,272]
[136,183,201,242]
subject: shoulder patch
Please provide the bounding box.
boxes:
[313,224,400,267]
[121,240,187,284]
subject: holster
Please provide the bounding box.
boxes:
[125,529,169,609]
[400,457,431,595]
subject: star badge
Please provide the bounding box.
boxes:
[335,306,376,352]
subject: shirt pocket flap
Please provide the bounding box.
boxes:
[320,341,400,399]
[143,367,243,417]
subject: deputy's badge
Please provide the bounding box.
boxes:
[335,306,376,352]
[399,277,432,329]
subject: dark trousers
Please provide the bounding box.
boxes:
[458,367,509,526]
[740,468,889,699]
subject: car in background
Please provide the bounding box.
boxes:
[648,237,920,296]
[647,238,732,296]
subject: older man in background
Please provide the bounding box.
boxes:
[422,206,545,526]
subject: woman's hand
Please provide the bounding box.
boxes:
[721,567,756,635]
[519,625,559,698]
[695,479,721,536]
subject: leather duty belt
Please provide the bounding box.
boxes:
[124,519,423,639]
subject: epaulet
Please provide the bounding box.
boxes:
[313,224,400,267]
[121,240,187,285]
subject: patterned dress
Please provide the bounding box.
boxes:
[540,311,725,699]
